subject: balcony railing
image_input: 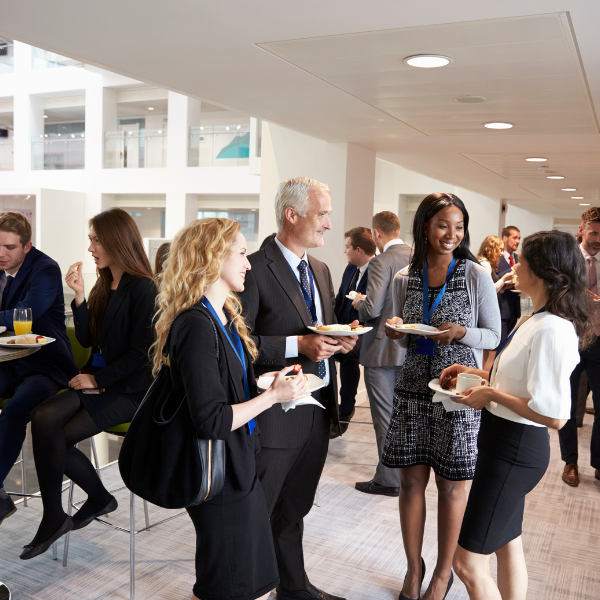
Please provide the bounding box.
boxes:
[104,129,167,168]
[31,47,83,70]
[188,125,250,167]
[0,39,14,74]
[0,140,14,171]
[32,135,85,170]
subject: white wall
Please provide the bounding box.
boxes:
[504,204,554,245]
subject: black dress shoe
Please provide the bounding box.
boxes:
[399,556,426,600]
[355,479,399,497]
[20,516,74,560]
[0,493,16,527]
[0,582,11,600]
[330,409,356,439]
[72,495,118,531]
[276,583,346,600]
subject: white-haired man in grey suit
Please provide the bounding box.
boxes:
[352,211,411,497]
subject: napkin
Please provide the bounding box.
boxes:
[281,396,326,412]
[432,391,468,412]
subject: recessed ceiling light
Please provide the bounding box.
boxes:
[571,197,584,199]
[43,115,48,119]
[562,188,576,191]
[148,107,154,110]
[404,54,452,68]
[580,203,590,206]
[455,95,486,104]
[483,122,514,129]
[547,175,564,179]
[200,127,204,131]
[225,126,230,131]
[525,157,547,162]
[237,125,241,130]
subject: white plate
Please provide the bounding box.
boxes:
[257,373,326,394]
[307,325,372,336]
[0,335,55,348]
[385,323,449,335]
[428,378,465,398]
[0,326,6,334]
[345,293,366,300]
[594,299,600,303]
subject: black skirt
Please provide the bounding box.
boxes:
[78,389,145,430]
[458,408,550,555]
[186,473,278,600]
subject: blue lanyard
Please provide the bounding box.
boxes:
[423,257,457,325]
[202,297,255,435]
[288,260,318,325]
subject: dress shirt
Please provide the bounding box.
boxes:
[355,262,369,289]
[580,243,600,287]
[274,236,330,386]
[383,238,405,253]
[0,270,18,294]
[502,250,517,266]
[488,311,579,427]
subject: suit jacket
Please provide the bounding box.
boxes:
[71,273,156,394]
[0,246,78,386]
[169,306,259,493]
[357,242,411,368]
[334,263,369,325]
[239,238,340,448]
[497,254,521,322]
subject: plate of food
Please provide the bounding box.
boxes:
[345,291,365,300]
[308,324,372,336]
[428,378,465,399]
[0,334,55,348]
[385,323,449,335]
[257,372,325,393]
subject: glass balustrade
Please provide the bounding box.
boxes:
[0,38,14,74]
[31,47,83,70]
[0,140,14,171]
[31,134,85,170]
[188,125,250,167]
[104,129,167,168]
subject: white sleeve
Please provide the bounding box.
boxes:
[526,326,579,419]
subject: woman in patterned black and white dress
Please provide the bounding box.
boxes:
[383,193,501,600]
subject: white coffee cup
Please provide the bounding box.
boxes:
[456,373,486,394]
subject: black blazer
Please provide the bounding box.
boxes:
[238,238,341,448]
[497,254,521,322]
[0,247,78,386]
[334,263,369,325]
[71,274,156,394]
[168,306,259,493]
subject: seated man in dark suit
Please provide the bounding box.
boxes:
[497,225,521,342]
[331,226,375,438]
[0,212,78,526]
[240,177,357,600]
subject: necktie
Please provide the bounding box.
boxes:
[508,254,515,268]
[589,256,598,295]
[2,276,14,311]
[348,269,359,294]
[297,260,327,380]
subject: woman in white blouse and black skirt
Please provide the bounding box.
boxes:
[440,231,596,600]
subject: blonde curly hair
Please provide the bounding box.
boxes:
[477,235,504,271]
[152,218,257,375]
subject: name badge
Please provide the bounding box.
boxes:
[414,338,436,357]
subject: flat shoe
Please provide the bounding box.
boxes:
[72,496,118,531]
[20,516,73,560]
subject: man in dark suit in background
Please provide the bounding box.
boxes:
[352,212,411,497]
[240,177,357,600]
[0,212,78,526]
[497,225,521,341]
[331,226,375,439]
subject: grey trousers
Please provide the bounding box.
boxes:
[364,365,402,488]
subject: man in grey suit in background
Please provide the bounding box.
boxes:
[352,211,411,497]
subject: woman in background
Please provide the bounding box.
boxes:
[154,241,170,278]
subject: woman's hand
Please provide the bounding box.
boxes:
[69,373,98,390]
[385,316,406,339]
[428,322,466,346]
[454,386,495,410]
[501,272,515,289]
[65,262,85,306]
[439,363,471,390]
[268,365,310,404]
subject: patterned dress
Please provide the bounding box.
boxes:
[381,260,481,481]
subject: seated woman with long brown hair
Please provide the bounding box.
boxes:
[20,208,156,560]
[154,218,307,600]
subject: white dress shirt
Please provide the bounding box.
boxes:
[488,311,579,427]
[0,270,18,295]
[383,238,405,253]
[274,236,330,386]
[502,250,517,265]
[355,262,369,289]
[580,243,600,287]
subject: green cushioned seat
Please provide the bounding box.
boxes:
[106,423,130,435]
[66,325,91,371]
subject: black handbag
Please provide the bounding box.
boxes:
[118,305,226,509]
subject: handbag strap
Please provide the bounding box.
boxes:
[163,303,220,361]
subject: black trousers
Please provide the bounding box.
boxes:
[558,338,600,469]
[255,397,330,591]
[338,336,361,415]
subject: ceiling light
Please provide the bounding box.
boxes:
[455,95,486,104]
[404,54,452,68]
[44,134,48,137]
[25,195,30,199]
[225,126,230,131]
[571,197,584,199]
[148,107,154,111]
[58,133,61,137]
[580,203,590,206]
[547,175,564,179]
[43,115,48,119]
[158,129,162,134]
[525,157,547,162]
[237,125,241,130]
[80,133,84,138]
[483,122,514,129]
[562,188,576,191]
[200,126,204,131]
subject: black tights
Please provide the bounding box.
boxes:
[30,390,111,544]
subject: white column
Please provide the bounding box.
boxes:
[167,91,200,169]
[165,192,197,238]
[85,83,116,170]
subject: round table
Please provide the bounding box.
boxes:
[0,332,41,362]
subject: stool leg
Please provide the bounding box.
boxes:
[143,500,150,530]
[314,484,320,507]
[21,448,27,508]
[130,493,135,600]
[62,440,78,568]
[52,541,58,560]
[90,436,102,482]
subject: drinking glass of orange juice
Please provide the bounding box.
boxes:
[13,308,32,336]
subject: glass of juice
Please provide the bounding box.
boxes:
[13,308,32,336]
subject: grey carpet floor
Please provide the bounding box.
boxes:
[0,399,598,600]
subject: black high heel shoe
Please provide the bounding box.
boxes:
[399,556,426,600]
[442,571,454,600]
